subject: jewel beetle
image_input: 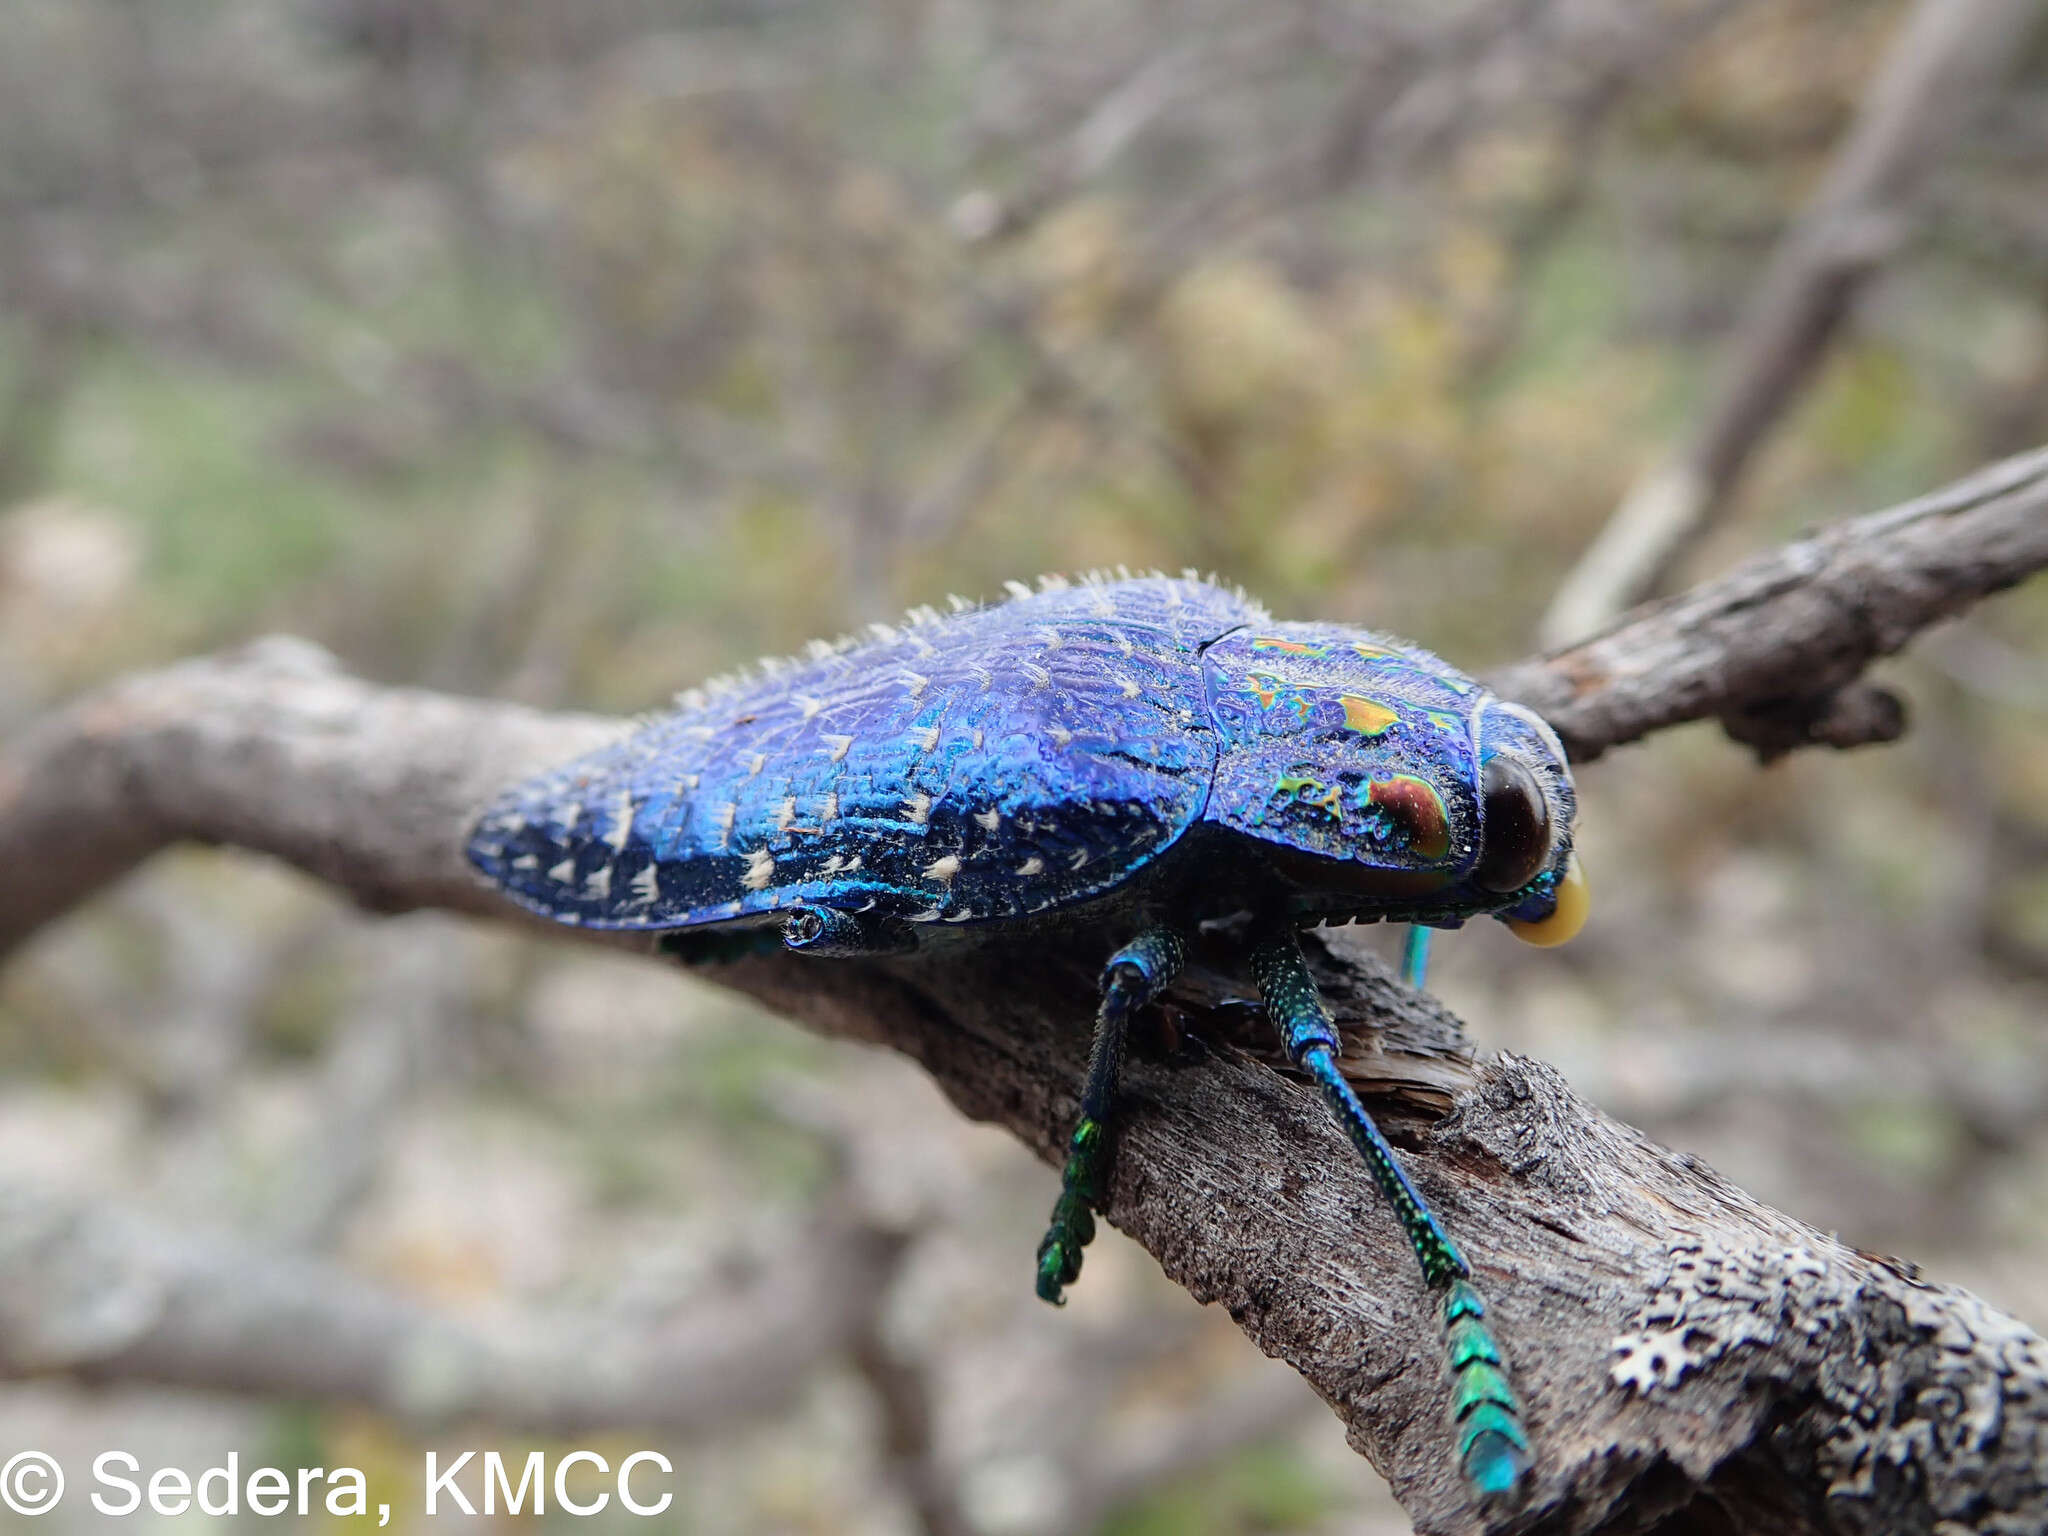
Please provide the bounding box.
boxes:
[467,572,1587,1501]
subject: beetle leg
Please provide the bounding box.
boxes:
[1248,927,1531,1501]
[1401,924,1433,990]
[1035,927,1186,1305]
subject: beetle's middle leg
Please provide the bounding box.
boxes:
[1034,927,1185,1305]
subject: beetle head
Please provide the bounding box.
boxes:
[1200,624,1585,940]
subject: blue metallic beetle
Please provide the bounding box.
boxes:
[467,573,1587,1501]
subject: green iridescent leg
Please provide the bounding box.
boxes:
[1035,928,1186,1305]
[1249,928,1531,1501]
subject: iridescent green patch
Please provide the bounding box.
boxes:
[1252,636,1328,657]
[1452,1360,1518,1416]
[1245,669,1317,718]
[1276,774,1343,818]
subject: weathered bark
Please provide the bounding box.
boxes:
[1493,441,2048,764]
[2,449,2046,1534]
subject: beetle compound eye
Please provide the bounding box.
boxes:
[1474,756,1550,894]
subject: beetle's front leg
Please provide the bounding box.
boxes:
[1034,927,1185,1305]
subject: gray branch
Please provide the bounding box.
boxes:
[1539,0,2043,646]
[1493,441,2048,764]
[3,450,2047,1534]
[0,1178,902,1439]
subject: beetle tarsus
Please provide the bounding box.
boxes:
[1035,928,1186,1305]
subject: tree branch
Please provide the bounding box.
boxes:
[1492,441,2048,763]
[0,1176,903,1438]
[2,453,2047,1534]
[1538,0,2042,646]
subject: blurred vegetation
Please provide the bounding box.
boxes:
[0,0,2044,1531]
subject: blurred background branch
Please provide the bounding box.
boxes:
[1541,0,2046,646]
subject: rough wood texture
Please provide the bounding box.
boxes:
[1493,442,2048,764]
[2,449,2047,1534]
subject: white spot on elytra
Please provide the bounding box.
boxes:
[511,854,539,871]
[1047,725,1074,747]
[747,753,767,776]
[821,734,854,762]
[947,593,974,613]
[795,694,823,719]
[775,797,797,832]
[714,803,737,849]
[1068,849,1091,870]
[974,808,1001,832]
[923,854,961,883]
[585,864,613,900]
[603,791,634,851]
[1036,626,1063,649]
[742,848,776,890]
[820,792,839,822]
[901,670,930,698]
[1020,661,1052,688]
[902,791,931,826]
[971,728,984,750]
[907,725,940,751]
[868,622,900,644]
[1016,857,1045,876]
[1003,580,1032,600]
[630,865,660,905]
[969,664,994,691]
[548,857,577,883]
[1116,676,1141,699]
[909,906,945,923]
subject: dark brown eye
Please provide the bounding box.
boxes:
[1474,756,1550,894]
